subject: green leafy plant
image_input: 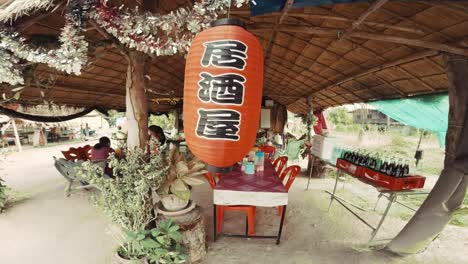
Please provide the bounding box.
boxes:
[0,150,10,213]
[119,219,187,263]
[0,177,9,213]
[76,143,168,232]
[158,148,206,201]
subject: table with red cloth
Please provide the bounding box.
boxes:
[213,161,288,244]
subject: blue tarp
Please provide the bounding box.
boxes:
[368,94,449,147]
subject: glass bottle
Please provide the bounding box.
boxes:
[403,159,410,177]
[395,158,403,178]
[387,158,396,177]
[380,158,388,175]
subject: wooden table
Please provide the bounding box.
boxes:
[213,161,288,244]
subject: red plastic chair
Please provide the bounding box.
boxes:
[61,145,92,161]
[260,145,276,160]
[278,165,301,217]
[272,156,288,176]
[204,172,257,236]
[203,172,219,189]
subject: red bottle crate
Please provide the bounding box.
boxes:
[362,168,426,190]
[336,159,365,178]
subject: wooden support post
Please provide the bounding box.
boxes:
[125,51,150,150]
[11,119,22,152]
[386,53,468,254]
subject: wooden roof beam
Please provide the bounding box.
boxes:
[291,49,441,106]
[264,0,294,60]
[88,20,112,40]
[394,66,435,92]
[350,31,468,56]
[377,5,453,41]
[279,0,294,24]
[250,24,468,56]
[424,57,445,72]
[337,84,366,101]
[419,1,468,18]
[27,84,125,98]
[287,13,424,35]
[15,3,63,32]
[341,0,389,39]
[233,10,424,34]
[372,74,407,97]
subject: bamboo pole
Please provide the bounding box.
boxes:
[386,53,468,254]
[11,119,22,152]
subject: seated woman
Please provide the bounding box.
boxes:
[148,125,166,154]
[91,136,114,161]
[90,136,115,176]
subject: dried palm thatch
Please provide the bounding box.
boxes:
[0,0,467,114]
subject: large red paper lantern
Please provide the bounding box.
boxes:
[184,18,264,170]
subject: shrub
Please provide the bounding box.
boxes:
[76,145,167,232]
[0,177,8,213]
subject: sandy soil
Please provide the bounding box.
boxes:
[1,142,467,264]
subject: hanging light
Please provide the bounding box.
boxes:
[183,18,264,171]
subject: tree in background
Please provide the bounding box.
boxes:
[106,110,125,128]
[149,114,175,132]
[327,107,353,126]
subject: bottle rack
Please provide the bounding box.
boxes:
[336,158,426,190]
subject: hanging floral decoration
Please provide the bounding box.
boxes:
[91,0,251,56]
[0,0,253,86]
[0,3,89,86]
[0,49,23,85]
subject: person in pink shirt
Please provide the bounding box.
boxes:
[90,136,114,161]
[90,137,115,177]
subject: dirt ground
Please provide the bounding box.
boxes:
[1,141,467,264]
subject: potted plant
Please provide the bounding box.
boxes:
[77,144,168,263]
[158,148,206,212]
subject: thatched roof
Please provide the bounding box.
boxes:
[1,0,468,114]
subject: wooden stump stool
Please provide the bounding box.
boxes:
[157,206,206,263]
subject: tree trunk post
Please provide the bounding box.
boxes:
[386,53,468,254]
[125,51,150,150]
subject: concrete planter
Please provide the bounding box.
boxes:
[160,194,189,212]
[113,251,147,264]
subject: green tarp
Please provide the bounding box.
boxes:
[368,94,449,146]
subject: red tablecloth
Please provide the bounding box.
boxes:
[214,161,288,207]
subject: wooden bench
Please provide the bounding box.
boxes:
[54,157,111,197]
[58,145,93,197]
